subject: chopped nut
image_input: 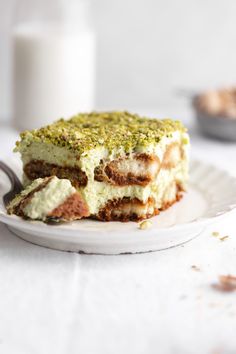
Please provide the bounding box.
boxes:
[139,220,152,230]
[212,275,236,292]
[219,235,229,241]
[212,231,220,237]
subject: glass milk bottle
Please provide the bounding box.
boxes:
[13,0,95,130]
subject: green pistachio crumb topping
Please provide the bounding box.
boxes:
[16,111,187,154]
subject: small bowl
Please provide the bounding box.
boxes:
[192,93,236,142]
[195,111,236,142]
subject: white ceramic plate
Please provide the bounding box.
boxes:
[0,157,236,254]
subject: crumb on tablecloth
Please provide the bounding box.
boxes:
[212,231,220,237]
[211,231,229,241]
[219,235,229,241]
[212,275,236,292]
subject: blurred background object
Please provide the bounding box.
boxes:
[12,0,95,130]
[1,0,236,127]
[192,87,236,141]
[94,0,236,115]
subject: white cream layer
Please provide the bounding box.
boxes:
[23,177,76,220]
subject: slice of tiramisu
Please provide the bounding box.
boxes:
[7,176,89,221]
[14,111,190,221]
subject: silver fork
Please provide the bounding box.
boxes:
[0,160,23,207]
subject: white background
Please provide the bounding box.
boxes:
[1,0,236,121]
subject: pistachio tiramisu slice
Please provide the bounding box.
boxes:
[7,176,89,221]
[14,111,190,221]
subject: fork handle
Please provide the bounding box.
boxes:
[0,160,23,194]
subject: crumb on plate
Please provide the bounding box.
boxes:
[139,220,153,230]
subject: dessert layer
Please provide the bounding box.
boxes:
[24,160,88,188]
[95,182,183,221]
[94,153,160,186]
[15,111,186,156]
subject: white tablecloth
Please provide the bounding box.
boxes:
[1,122,236,354]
